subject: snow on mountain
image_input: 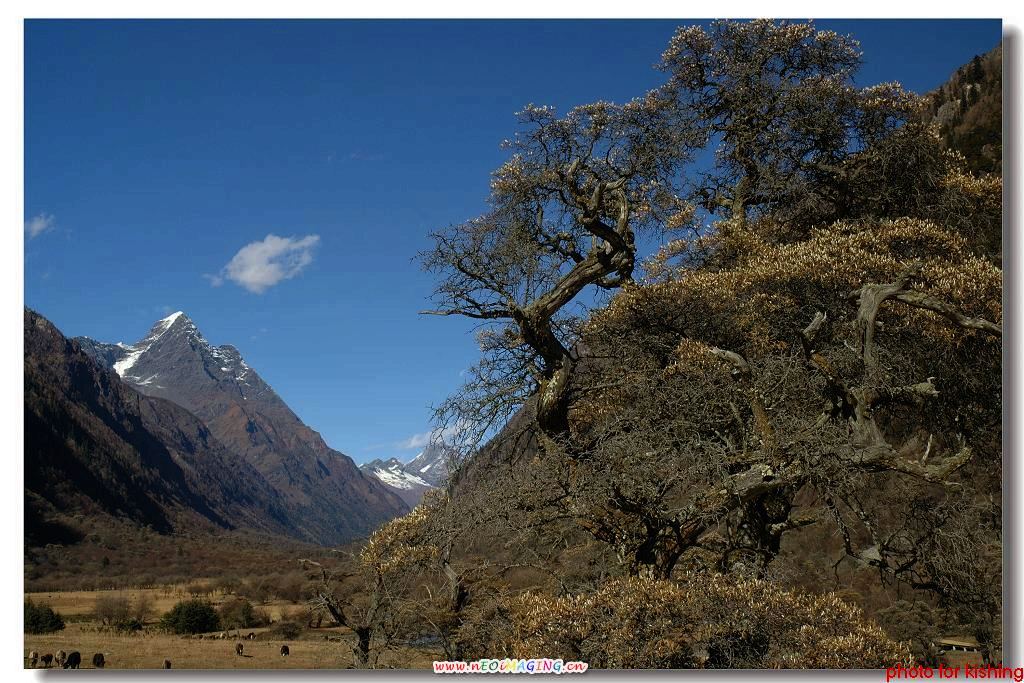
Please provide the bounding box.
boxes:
[404,443,450,487]
[358,442,453,506]
[371,463,430,490]
[360,456,436,507]
[113,311,186,378]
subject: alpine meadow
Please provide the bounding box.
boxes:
[22,18,1004,672]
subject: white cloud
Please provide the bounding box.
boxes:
[211,234,320,294]
[397,421,472,450]
[25,213,56,239]
[399,431,433,450]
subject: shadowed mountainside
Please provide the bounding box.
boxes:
[75,312,409,545]
[25,308,295,546]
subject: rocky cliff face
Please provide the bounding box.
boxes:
[75,312,408,545]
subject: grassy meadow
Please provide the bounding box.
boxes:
[23,585,438,670]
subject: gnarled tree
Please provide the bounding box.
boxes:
[419,18,1002,663]
[301,507,438,668]
[570,215,1000,583]
[422,96,698,447]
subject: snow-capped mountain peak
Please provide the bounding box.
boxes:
[404,443,450,487]
[69,311,411,545]
[113,312,191,377]
[370,461,430,490]
[78,311,272,404]
[359,456,437,506]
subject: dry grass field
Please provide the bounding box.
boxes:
[25,585,306,622]
[24,586,439,670]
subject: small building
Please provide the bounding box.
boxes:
[935,636,984,667]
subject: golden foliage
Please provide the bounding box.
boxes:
[360,504,439,574]
[460,574,911,669]
[594,217,1001,358]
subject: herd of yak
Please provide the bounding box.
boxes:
[26,650,103,669]
[26,642,292,668]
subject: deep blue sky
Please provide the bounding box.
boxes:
[24,19,1002,464]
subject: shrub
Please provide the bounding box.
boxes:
[876,600,942,666]
[132,593,154,623]
[185,581,214,598]
[239,577,274,604]
[214,574,241,595]
[160,599,221,635]
[25,600,65,634]
[270,620,303,640]
[112,617,144,633]
[458,574,912,669]
[276,572,308,603]
[218,597,270,629]
[93,595,131,625]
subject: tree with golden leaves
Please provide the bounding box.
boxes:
[300,505,439,667]
[658,19,923,227]
[419,18,1002,665]
[459,574,912,668]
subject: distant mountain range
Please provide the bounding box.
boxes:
[25,308,409,548]
[358,444,450,506]
[359,458,432,507]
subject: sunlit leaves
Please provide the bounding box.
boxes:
[462,573,911,668]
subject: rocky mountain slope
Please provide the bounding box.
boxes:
[75,311,408,545]
[25,308,294,545]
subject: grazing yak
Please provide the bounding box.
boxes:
[64,651,82,669]
[28,651,38,668]
[40,654,54,668]
[247,632,256,640]
[280,645,290,656]
[163,659,172,669]
[235,643,244,656]
[92,653,105,668]
[55,650,67,667]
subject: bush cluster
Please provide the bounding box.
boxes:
[160,599,221,635]
[218,597,270,629]
[25,600,65,634]
[458,574,912,669]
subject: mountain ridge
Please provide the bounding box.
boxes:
[75,311,408,545]
[24,308,297,545]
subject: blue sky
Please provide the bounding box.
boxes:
[24,19,1002,464]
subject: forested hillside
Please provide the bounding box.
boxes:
[922,44,1002,175]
